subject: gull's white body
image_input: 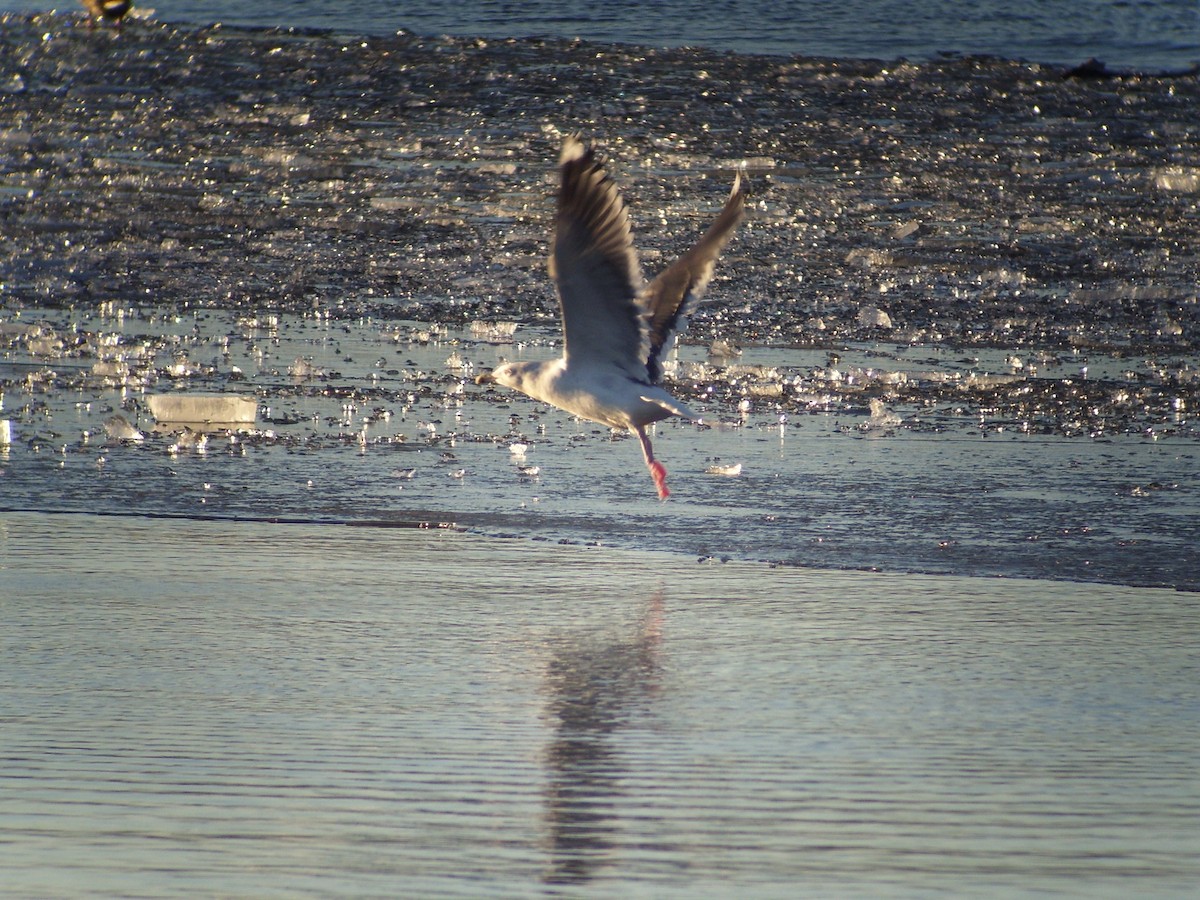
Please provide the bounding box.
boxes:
[477,137,744,499]
[485,358,698,432]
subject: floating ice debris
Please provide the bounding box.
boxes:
[861,398,902,431]
[90,360,130,381]
[146,394,257,428]
[846,248,893,268]
[0,322,37,342]
[857,306,893,329]
[103,414,144,443]
[708,338,742,361]
[705,461,743,476]
[469,320,518,341]
[167,428,208,456]
[445,351,471,371]
[964,373,1019,388]
[508,441,529,457]
[164,356,207,378]
[732,156,776,172]
[288,356,324,379]
[1153,167,1200,193]
[26,331,64,357]
[746,382,783,398]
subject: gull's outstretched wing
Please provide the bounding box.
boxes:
[643,173,745,383]
[549,137,648,377]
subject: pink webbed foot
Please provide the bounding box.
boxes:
[649,459,670,500]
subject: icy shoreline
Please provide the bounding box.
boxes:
[2,13,1197,341]
[3,13,1199,440]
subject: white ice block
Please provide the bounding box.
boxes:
[146,394,257,428]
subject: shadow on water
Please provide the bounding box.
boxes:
[540,590,665,885]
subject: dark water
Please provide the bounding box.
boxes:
[3,0,1197,68]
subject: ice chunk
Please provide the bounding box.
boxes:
[705,462,743,476]
[861,399,901,430]
[708,338,742,361]
[103,414,144,442]
[288,357,324,379]
[445,351,472,372]
[27,331,64,357]
[92,360,130,380]
[146,394,257,428]
[167,429,208,456]
[846,248,893,267]
[469,320,518,341]
[857,306,893,329]
[1154,168,1200,192]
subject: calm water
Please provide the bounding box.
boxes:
[3,0,1198,68]
[3,511,1198,896]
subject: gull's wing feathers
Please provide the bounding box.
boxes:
[643,172,745,383]
[549,137,648,376]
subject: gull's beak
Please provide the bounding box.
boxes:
[475,371,496,385]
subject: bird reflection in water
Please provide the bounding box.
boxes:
[539,590,665,885]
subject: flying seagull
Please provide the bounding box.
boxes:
[476,136,745,500]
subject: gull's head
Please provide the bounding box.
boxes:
[475,360,538,392]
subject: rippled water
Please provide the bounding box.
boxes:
[2,305,1197,588]
[4,0,1196,68]
[3,511,1198,896]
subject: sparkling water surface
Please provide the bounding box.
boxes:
[4,0,1196,68]
[2,306,1197,587]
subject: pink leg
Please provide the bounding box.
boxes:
[636,426,670,500]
